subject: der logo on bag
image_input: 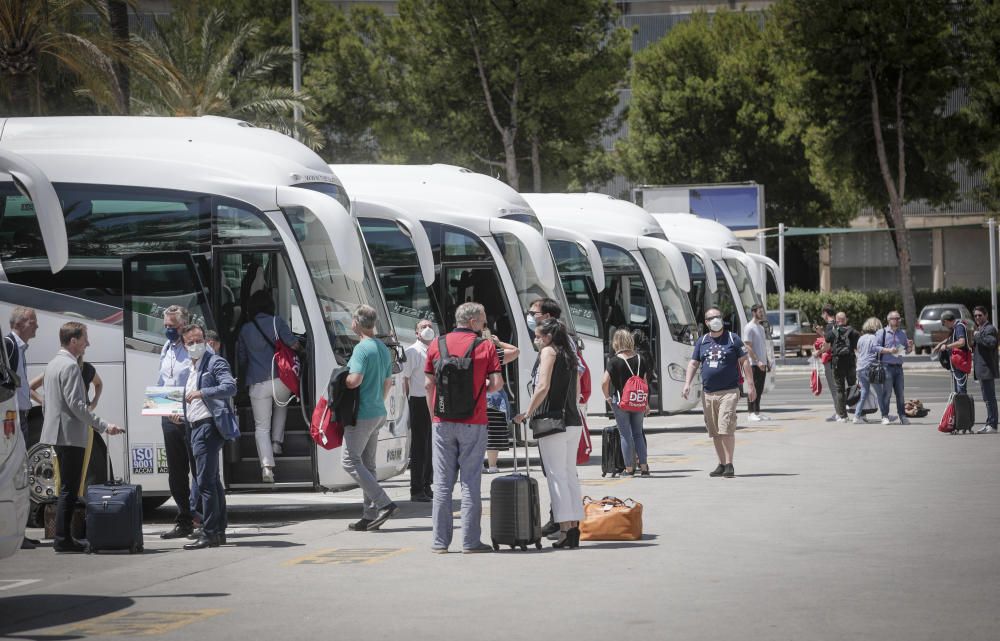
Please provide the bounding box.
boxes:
[618,354,649,412]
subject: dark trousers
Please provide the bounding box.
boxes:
[190,420,226,538]
[981,378,997,428]
[824,361,837,413]
[833,360,857,418]
[161,417,196,528]
[408,397,434,495]
[53,445,86,547]
[748,367,767,414]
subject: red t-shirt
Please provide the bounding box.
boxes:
[424,328,501,425]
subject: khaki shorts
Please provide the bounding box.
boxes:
[703,388,740,437]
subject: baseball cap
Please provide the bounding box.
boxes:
[940,310,956,321]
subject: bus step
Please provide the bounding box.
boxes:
[236,431,312,458]
[229,457,313,485]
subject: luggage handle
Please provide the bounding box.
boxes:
[511,420,530,477]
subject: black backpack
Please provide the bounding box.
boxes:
[831,326,853,358]
[433,335,485,420]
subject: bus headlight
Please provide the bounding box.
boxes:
[667,363,686,382]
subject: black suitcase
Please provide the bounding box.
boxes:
[85,480,144,553]
[489,433,542,551]
[952,392,976,434]
[601,426,625,477]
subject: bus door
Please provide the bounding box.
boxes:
[122,252,214,492]
[212,246,313,489]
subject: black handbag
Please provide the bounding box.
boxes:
[866,330,887,384]
[529,416,566,439]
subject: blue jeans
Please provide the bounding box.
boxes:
[878,363,905,417]
[431,421,487,550]
[612,404,647,467]
[981,378,997,428]
[190,420,226,538]
[854,369,882,419]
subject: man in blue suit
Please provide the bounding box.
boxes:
[178,324,238,550]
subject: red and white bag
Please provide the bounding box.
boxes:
[310,396,344,449]
[938,398,956,433]
[809,357,823,396]
[617,354,649,412]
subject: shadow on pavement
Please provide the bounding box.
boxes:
[735,473,799,478]
[581,542,658,550]
[227,540,304,548]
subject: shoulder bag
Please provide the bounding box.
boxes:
[867,331,887,384]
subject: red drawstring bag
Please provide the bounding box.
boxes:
[577,415,592,465]
[578,352,592,405]
[938,400,955,433]
[950,348,972,374]
[810,367,823,396]
[310,396,344,450]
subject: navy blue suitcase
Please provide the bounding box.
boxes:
[85,481,144,553]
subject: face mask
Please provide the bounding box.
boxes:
[419,326,435,341]
[165,327,180,342]
[533,337,543,349]
[706,318,724,332]
[526,314,537,332]
[186,342,207,360]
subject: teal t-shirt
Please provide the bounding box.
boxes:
[347,337,393,420]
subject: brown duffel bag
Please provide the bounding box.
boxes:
[579,496,643,541]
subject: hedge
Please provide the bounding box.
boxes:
[766,288,1000,326]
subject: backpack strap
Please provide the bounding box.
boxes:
[437,335,450,361]
[252,318,277,351]
[620,353,638,378]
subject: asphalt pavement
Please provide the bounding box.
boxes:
[2,366,998,641]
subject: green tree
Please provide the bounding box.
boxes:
[387,0,630,190]
[620,10,845,282]
[0,0,124,115]
[128,5,319,148]
[964,0,1000,209]
[771,0,967,337]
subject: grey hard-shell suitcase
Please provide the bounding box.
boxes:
[489,432,543,551]
[85,479,144,554]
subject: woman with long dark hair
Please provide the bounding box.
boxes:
[513,319,583,549]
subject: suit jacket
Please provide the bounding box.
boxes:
[973,322,999,381]
[40,349,110,448]
[183,353,238,439]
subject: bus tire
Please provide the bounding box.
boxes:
[142,496,169,513]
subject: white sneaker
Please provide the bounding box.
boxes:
[852,416,867,424]
[826,414,840,422]
[262,466,275,483]
[748,413,762,422]
[758,414,772,421]
[272,441,283,456]
[881,417,891,425]
[835,416,847,423]
[899,417,911,425]
[975,425,998,434]
[485,467,499,474]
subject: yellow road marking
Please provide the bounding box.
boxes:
[285,548,411,566]
[53,609,226,637]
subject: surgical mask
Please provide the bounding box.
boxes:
[186,342,207,361]
[165,326,180,342]
[706,318,724,332]
[526,313,537,332]
[419,326,435,342]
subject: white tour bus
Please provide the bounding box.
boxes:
[0,394,28,559]
[523,193,701,414]
[0,116,410,512]
[332,164,579,417]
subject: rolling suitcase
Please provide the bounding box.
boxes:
[952,392,976,434]
[85,475,144,554]
[489,432,542,551]
[601,426,625,477]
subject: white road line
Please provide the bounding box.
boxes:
[0,579,41,591]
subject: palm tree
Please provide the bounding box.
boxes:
[0,0,125,115]
[129,6,320,149]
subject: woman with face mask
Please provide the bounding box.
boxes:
[601,329,651,476]
[513,319,584,548]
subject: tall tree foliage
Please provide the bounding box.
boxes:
[0,0,123,115]
[387,0,630,190]
[964,0,1000,209]
[128,5,319,148]
[771,0,966,335]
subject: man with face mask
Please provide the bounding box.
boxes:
[682,308,755,478]
[527,297,561,333]
[157,305,198,540]
[403,318,436,502]
[178,324,236,550]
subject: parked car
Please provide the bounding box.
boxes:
[1,403,29,560]
[767,309,819,357]
[914,304,973,354]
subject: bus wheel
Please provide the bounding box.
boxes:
[142,496,170,513]
[27,444,59,505]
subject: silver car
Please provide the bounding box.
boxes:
[914,304,973,353]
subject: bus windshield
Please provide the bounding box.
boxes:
[724,258,762,319]
[284,206,392,363]
[493,232,576,333]
[640,248,698,345]
[549,240,601,338]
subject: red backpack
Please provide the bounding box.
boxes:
[617,354,649,412]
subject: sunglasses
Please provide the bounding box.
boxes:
[974,313,985,317]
